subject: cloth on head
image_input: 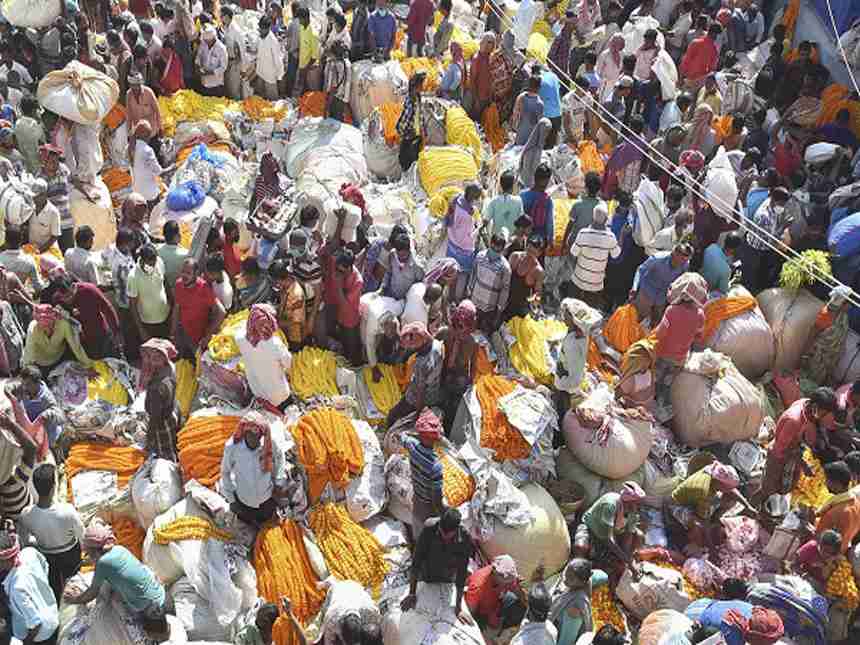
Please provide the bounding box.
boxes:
[138,338,178,391]
[246,303,279,347]
[415,407,442,438]
[121,192,146,223]
[686,104,715,152]
[608,33,625,66]
[666,272,709,306]
[0,127,12,144]
[30,179,48,196]
[233,411,273,472]
[620,336,657,381]
[491,554,518,580]
[424,257,460,286]
[560,298,602,335]
[716,8,731,25]
[400,321,432,349]
[592,202,609,226]
[0,520,21,566]
[704,461,740,489]
[82,518,116,550]
[134,119,153,139]
[33,304,61,331]
[128,71,143,85]
[620,481,646,503]
[451,299,477,333]
[339,183,367,217]
[827,285,853,310]
[679,149,706,171]
[202,24,217,38]
[724,607,785,645]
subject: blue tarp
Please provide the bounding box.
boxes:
[811,0,860,36]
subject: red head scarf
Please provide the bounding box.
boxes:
[233,411,274,472]
[246,304,279,347]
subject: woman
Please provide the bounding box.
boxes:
[438,42,466,102]
[504,234,545,320]
[139,338,180,462]
[157,36,185,96]
[519,118,551,189]
[596,34,624,102]
[441,299,477,431]
[799,286,852,389]
[490,30,526,122]
[601,119,646,198]
[250,151,283,214]
[683,103,716,157]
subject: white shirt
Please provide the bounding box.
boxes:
[509,620,558,645]
[63,247,100,285]
[659,100,683,134]
[322,580,379,645]
[3,548,59,642]
[132,139,164,201]
[555,333,587,394]
[237,334,292,407]
[1,86,22,110]
[154,19,175,41]
[220,436,285,508]
[645,224,685,257]
[143,35,163,61]
[0,61,33,87]
[18,503,84,554]
[571,226,621,291]
[211,273,233,310]
[256,32,285,85]
[196,38,228,88]
[28,202,61,249]
[224,22,245,63]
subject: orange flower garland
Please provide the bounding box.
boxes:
[177,415,241,488]
[475,375,531,462]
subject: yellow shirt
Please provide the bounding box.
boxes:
[299,25,320,68]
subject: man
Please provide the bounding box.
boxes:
[630,243,691,325]
[483,171,523,238]
[520,163,554,243]
[402,408,444,540]
[0,42,33,87]
[755,388,838,507]
[367,0,396,60]
[127,244,170,341]
[570,203,621,309]
[23,304,94,372]
[14,94,44,175]
[37,144,74,252]
[816,461,860,553]
[814,109,859,152]
[535,64,563,147]
[18,464,84,604]
[126,70,161,152]
[323,12,351,63]
[680,22,720,91]
[107,29,134,103]
[793,529,842,591]
[659,91,693,134]
[28,180,61,254]
[548,11,576,79]
[0,228,43,294]
[509,583,555,645]
[739,186,790,294]
[54,277,118,359]
[297,8,320,93]
[401,507,475,624]
[10,366,65,452]
[196,24,227,96]
[172,257,226,359]
[220,411,287,527]
[0,521,59,645]
[468,231,512,334]
[317,579,380,645]
[0,406,38,521]
[432,0,453,58]
[564,172,604,256]
[645,208,693,257]
[350,0,373,61]
[405,0,434,58]
[238,303,293,411]
[158,221,188,299]
[466,555,527,640]
[255,16,284,100]
[380,234,425,301]
[634,29,660,82]
[140,20,162,61]
[386,322,443,429]
[323,247,363,366]
[235,598,308,645]
[396,72,425,170]
[685,599,781,645]
[324,41,351,123]
[701,231,741,295]
[64,519,169,640]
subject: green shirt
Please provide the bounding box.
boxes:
[92,546,165,613]
[483,194,524,237]
[127,258,170,324]
[581,492,639,543]
[234,623,266,645]
[157,243,188,291]
[22,318,93,368]
[671,469,713,519]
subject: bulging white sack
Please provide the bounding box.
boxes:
[616,562,692,620]
[555,449,647,508]
[382,582,484,645]
[706,286,775,380]
[143,497,209,586]
[350,61,408,125]
[131,458,183,530]
[364,107,402,180]
[37,62,119,126]
[757,288,824,372]
[170,577,230,642]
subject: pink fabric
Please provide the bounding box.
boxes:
[704,462,740,489]
[772,371,802,408]
[82,518,116,550]
[416,407,443,438]
[447,197,477,252]
[620,481,646,503]
[680,36,718,82]
[822,383,854,430]
[654,303,705,363]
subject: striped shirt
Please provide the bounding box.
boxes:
[571,226,621,292]
[402,436,443,507]
[38,164,73,232]
[467,250,512,313]
[0,460,34,520]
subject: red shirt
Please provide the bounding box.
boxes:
[465,565,519,628]
[224,242,242,278]
[679,36,718,81]
[772,399,817,461]
[69,282,121,351]
[175,277,217,345]
[322,254,363,328]
[406,0,435,41]
[654,302,704,364]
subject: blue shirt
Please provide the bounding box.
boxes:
[520,190,554,243]
[367,10,397,52]
[686,599,753,645]
[632,252,687,306]
[700,243,731,294]
[92,545,166,612]
[609,207,638,264]
[539,71,562,119]
[402,435,443,506]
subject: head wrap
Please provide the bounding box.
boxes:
[0,520,21,566]
[828,285,853,310]
[491,555,518,581]
[128,70,143,85]
[39,143,63,158]
[0,126,12,145]
[202,24,217,38]
[30,178,48,196]
[400,321,432,350]
[82,518,116,551]
[233,411,273,472]
[138,338,177,391]
[134,119,153,140]
[620,481,646,503]
[679,149,706,171]
[415,407,443,438]
[704,462,740,489]
[451,299,477,334]
[560,298,602,336]
[121,192,147,224]
[686,104,715,152]
[609,33,625,65]
[592,202,609,226]
[666,272,709,307]
[339,183,367,217]
[723,607,785,645]
[246,303,279,347]
[716,8,731,25]
[33,304,61,332]
[424,257,460,286]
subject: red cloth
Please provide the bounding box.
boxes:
[174,277,217,345]
[322,254,363,328]
[465,565,519,628]
[772,399,818,461]
[823,383,856,430]
[653,302,704,363]
[224,242,242,278]
[773,139,802,179]
[129,0,152,18]
[406,0,435,42]
[159,52,185,96]
[470,53,494,103]
[679,36,718,82]
[66,282,120,353]
[794,539,830,585]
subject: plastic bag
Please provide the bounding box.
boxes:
[130,458,183,530]
[166,181,207,213]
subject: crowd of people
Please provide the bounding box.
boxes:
[0,0,857,644]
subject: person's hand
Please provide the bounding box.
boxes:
[372,365,383,383]
[400,594,417,612]
[334,207,347,221]
[457,609,474,625]
[628,289,637,302]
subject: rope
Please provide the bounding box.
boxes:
[824,0,860,99]
[479,1,860,308]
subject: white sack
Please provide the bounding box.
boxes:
[143,497,209,585]
[71,180,115,250]
[2,0,63,28]
[555,449,646,508]
[364,107,402,179]
[616,562,692,620]
[401,282,429,327]
[382,582,484,645]
[38,62,119,126]
[757,288,824,371]
[706,286,775,379]
[170,577,230,642]
[285,118,364,178]
[703,148,739,223]
[131,458,183,530]
[345,419,387,522]
[638,610,694,645]
[361,293,405,367]
[350,61,408,125]
[621,16,666,55]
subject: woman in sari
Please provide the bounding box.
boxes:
[799,286,852,390]
[157,36,185,96]
[601,116,646,198]
[683,103,716,157]
[139,338,180,462]
[438,42,467,102]
[596,34,625,102]
[250,151,283,214]
[779,77,823,144]
[490,30,526,123]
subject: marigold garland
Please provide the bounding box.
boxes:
[299,91,327,118]
[289,347,340,400]
[289,408,364,503]
[437,449,476,507]
[481,102,506,153]
[254,520,325,645]
[793,448,832,510]
[392,355,416,391]
[308,503,388,595]
[175,359,197,418]
[474,346,495,378]
[475,375,531,462]
[826,556,859,611]
[112,517,145,561]
[507,315,568,385]
[603,304,645,353]
[157,89,290,137]
[154,516,233,545]
[65,443,146,502]
[654,561,709,601]
[446,105,484,166]
[177,415,241,488]
[363,364,401,416]
[399,57,442,92]
[591,584,626,633]
[578,140,605,175]
[377,103,403,146]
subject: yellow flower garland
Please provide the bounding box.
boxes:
[591,585,626,633]
[154,516,233,544]
[289,347,340,400]
[826,556,859,611]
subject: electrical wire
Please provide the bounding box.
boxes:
[478,1,860,306]
[823,0,860,99]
